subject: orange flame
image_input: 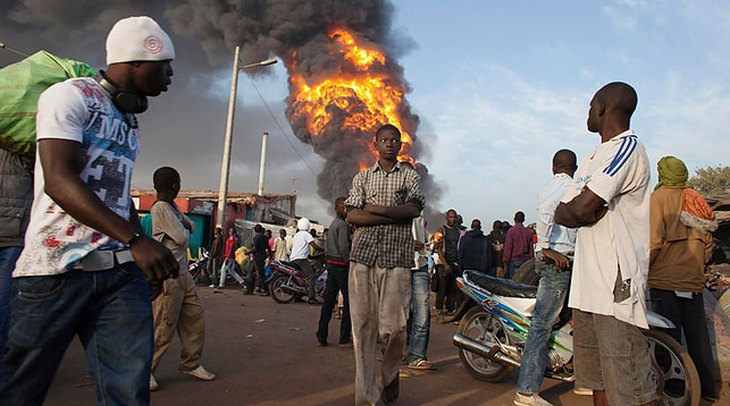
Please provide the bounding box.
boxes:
[289,28,414,170]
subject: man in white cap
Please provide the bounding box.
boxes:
[0,16,178,406]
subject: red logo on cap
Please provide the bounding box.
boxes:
[144,35,163,54]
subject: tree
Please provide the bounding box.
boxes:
[687,165,730,198]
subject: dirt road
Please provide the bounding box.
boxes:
[42,287,721,405]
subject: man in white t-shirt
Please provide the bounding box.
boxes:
[555,82,656,406]
[0,17,178,406]
[290,218,321,304]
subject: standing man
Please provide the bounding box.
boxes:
[435,209,460,316]
[406,209,434,370]
[290,218,321,305]
[206,227,224,286]
[249,224,271,295]
[503,211,534,278]
[316,197,352,346]
[345,124,425,405]
[458,219,496,275]
[272,228,290,262]
[514,149,577,406]
[649,156,719,402]
[555,82,656,406]
[0,149,33,355]
[0,16,178,405]
[488,220,506,276]
[149,167,215,391]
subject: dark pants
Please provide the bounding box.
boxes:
[205,257,222,283]
[0,247,22,355]
[650,288,718,398]
[250,256,266,293]
[0,263,152,406]
[435,263,459,312]
[293,259,316,300]
[316,262,351,344]
[508,259,527,279]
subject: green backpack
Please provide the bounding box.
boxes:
[0,51,96,155]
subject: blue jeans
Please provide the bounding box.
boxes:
[407,266,430,363]
[508,259,527,279]
[0,247,23,355]
[516,260,571,394]
[0,263,153,406]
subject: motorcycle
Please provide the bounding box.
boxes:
[452,270,701,406]
[267,258,327,304]
[188,248,209,283]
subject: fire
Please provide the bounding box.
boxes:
[288,28,415,170]
[330,29,385,69]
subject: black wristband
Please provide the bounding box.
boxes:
[124,230,144,249]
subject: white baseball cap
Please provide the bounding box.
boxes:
[106,16,175,65]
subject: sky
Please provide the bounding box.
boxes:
[2,0,729,229]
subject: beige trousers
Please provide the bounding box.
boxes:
[151,271,205,373]
[348,262,411,406]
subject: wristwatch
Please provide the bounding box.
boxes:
[124,230,144,249]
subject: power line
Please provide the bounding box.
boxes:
[0,41,30,58]
[242,71,317,178]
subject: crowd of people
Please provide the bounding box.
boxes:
[0,14,722,406]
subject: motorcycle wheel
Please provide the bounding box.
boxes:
[643,329,700,406]
[457,306,514,382]
[270,275,295,304]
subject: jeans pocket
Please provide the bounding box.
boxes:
[16,275,67,300]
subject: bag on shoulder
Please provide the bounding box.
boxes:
[0,51,96,155]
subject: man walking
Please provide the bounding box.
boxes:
[218,227,245,288]
[514,150,577,406]
[555,82,656,406]
[503,211,534,278]
[290,218,321,304]
[649,156,719,402]
[0,16,178,405]
[316,197,352,346]
[345,124,425,405]
[458,219,496,275]
[149,167,215,391]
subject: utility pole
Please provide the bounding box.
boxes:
[257,132,269,196]
[215,46,241,229]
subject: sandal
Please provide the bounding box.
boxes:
[408,359,434,370]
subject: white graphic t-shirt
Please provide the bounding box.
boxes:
[561,130,651,328]
[15,77,140,277]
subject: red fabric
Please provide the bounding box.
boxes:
[503,223,535,268]
[682,188,715,221]
[224,236,237,259]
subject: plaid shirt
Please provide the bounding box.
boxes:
[345,162,426,268]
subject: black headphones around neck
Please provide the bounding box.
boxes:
[96,71,148,114]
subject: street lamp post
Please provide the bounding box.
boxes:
[215,45,277,229]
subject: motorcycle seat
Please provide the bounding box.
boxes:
[280,261,301,271]
[464,270,537,298]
